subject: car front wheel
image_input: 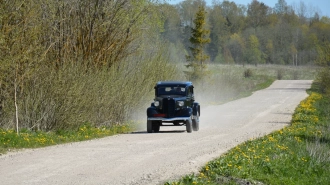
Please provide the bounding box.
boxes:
[192,112,199,131]
[186,119,192,133]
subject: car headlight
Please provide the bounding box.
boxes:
[154,101,159,107]
[178,101,184,107]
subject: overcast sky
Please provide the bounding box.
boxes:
[167,0,330,17]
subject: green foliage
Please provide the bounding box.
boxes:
[315,67,330,95]
[166,82,330,185]
[162,0,330,66]
[245,35,264,65]
[247,0,270,28]
[185,6,210,81]
[213,52,225,64]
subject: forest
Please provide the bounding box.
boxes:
[162,0,330,66]
[0,0,329,132]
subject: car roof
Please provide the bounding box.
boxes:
[156,81,193,87]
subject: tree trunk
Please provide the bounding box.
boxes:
[14,79,19,135]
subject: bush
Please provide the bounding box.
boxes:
[244,68,253,78]
[277,69,284,80]
[316,67,330,96]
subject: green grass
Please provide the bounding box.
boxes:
[165,81,330,184]
[0,123,134,154]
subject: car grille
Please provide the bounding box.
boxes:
[162,98,175,118]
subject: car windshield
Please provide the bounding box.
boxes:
[157,86,186,96]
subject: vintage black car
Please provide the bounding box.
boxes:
[146,81,200,133]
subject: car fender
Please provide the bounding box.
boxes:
[181,107,193,117]
[193,102,200,116]
[147,106,159,117]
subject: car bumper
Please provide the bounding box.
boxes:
[147,117,191,122]
[148,115,197,122]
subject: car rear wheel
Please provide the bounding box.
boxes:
[153,121,160,132]
[186,119,192,133]
[147,120,153,133]
[192,112,199,131]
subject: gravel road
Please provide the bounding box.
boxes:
[0,80,312,185]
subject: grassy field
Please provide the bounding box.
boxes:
[165,70,330,185]
[0,65,320,155]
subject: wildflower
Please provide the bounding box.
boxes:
[294,136,302,142]
[301,157,308,162]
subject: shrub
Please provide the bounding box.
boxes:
[316,67,330,96]
[277,69,284,80]
[244,68,253,78]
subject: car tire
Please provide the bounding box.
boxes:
[147,120,153,133]
[186,119,192,133]
[153,121,160,133]
[192,112,199,131]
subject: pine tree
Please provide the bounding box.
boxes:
[185,6,210,80]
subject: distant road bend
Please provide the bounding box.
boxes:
[0,80,312,185]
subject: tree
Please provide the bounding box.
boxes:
[275,0,288,15]
[185,6,210,80]
[265,39,275,63]
[208,2,228,61]
[208,1,246,62]
[245,34,263,65]
[178,0,206,28]
[0,0,44,134]
[160,4,182,43]
[226,33,245,64]
[247,0,270,28]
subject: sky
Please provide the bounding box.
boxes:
[167,0,330,17]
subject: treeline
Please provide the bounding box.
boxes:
[161,0,330,66]
[0,0,181,132]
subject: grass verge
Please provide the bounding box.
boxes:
[165,82,330,184]
[0,123,134,154]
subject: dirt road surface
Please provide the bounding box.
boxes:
[0,80,312,185]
